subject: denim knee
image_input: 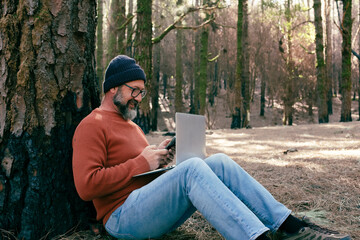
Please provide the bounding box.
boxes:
[205,153,233,167]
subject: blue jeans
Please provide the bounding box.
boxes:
[105,153,291,240]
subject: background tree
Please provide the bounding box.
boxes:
[231,0,244,128]
[96,0,104,89]
[340,0,353,122]
[0,0,99,239]
[133,0,153,133]
[314,0,328,123]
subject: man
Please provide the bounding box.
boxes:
[72,55,350,240]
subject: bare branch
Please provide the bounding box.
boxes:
[152,4,226,44]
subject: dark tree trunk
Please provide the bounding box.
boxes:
[231,0,244,129]
[133,0,153,133]
[0,0,99,239]
[314,0,329,123]
[340,0,352,122]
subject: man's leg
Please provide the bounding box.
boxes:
[204,153,291,231]
[105,157,270,240]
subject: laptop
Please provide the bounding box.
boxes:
[133,112,206,177]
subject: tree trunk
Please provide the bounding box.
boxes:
[199,26,209,115]
[241,0,250,127]
[0,1,99,239]
[151,0,161,131]
[283,0,294,126]
[96,0,104,91]
[340,0,352,122]
[314,0,328,123]
[175,29,184,112]
[134,0,153,133]
[231,0,244,129]
[191,0,201,114]
[326,0,333,115]
[126,0,134,56]
[358,1,360,120]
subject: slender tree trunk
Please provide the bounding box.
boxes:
[283,0,294,126]
[96,0,104,91]
[0,1,99,239]
[199,26,209,115]
[326,0,333,115]
[340,0,352,122]
[107,0,119,62]
[175,29,184,112]
[231,0,244,129]
[191,0,201,114]
[151,0,161,131]
[314,0,328,123]
[126,0,134,56]
[134,0,153,133]
[241,0,250,127]
[358,1,360,120]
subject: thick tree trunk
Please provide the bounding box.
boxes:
[340,0,352,122]
[0,1,99,239]
[314,0,329,123]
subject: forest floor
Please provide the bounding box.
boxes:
[57,93,360,240]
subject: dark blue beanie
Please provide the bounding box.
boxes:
[103,55,146,93]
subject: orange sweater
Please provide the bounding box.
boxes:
[72,108,157,224]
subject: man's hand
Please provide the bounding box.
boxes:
[141,145,169,170]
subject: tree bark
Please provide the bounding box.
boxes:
[134,0,153,133]
[0,0,99,239]
[283,0,294,126]
[96,0,104,91]
[175,29,184,112]
[325,0,333,115]
[340,0,352,122]
[231,0,244,129]
[314,0,328,123]
[241,0,250,127]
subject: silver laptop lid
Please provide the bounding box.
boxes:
[175,113,206,164]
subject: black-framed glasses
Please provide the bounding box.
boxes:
[124,83,147,98]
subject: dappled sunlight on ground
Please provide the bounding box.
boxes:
[146,121,360,239]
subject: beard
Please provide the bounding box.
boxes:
[113,89,138,121]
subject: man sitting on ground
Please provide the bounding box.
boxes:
[72,55,351,240]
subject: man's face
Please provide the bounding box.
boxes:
[113,80,145,120]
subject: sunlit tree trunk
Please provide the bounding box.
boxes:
[0,0,99,239]
[314,0,328,123]
[96,0,104,91]
[134,0,153,133]
[340,0,352,122]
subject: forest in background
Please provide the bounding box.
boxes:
[96,0,360,134]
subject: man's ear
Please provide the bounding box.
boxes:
[109,87,118,94]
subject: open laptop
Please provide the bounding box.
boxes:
[133,112,206,177]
